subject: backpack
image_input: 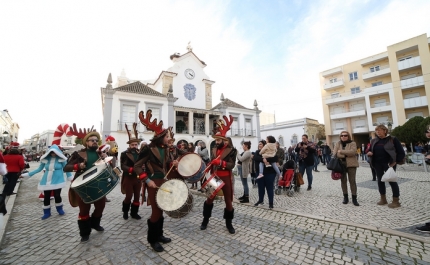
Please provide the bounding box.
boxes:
[389,136,406,165]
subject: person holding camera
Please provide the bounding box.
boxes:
[295,134,316,191]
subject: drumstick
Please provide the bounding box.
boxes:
[164,164,175,179]
[157,186,172,193]
[203,155,221,174]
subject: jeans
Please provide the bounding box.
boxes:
[256,172,275,206]
[240,177,249,196]
[324,154,332,164]
[299,163,313,187]
[373,163,400,197]
[313,154,319,170]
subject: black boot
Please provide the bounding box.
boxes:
[147,219,164,252]
[352,195,360,206]
[342,194,349,204]
[78,219,91,242]
[91,216,104,231]
[200,201,213,230]
[157,217,171,243]
[223,208,235,234]
[238,194,245,201]
[122,202,131,220]
[130,203,142,220]
[239,196,249,203]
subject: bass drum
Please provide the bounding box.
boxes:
[176,153,206,183]
[71,163,119,204]
[156,179,194,219]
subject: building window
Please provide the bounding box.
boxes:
[404,92,420,99]
[371,81,383,87]
[374,99,387,107]
[399,56,412,61]
[331,93,340,98]
[355,120,365,128]
[278,136,284,147]
[120,104,137,131]
[349,72,358,81]
[329,78,337,83]
[335,122,344,130]
[351,87,360,94]
[370,66,380,72]
[245,118,253,136]
[401,74,416,80]
[291,135,298,145]
[407,112,423,119]
[231,117,240,136]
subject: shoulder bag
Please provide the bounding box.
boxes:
[326,156,345,173]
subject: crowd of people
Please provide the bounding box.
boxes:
[1,118,430,253]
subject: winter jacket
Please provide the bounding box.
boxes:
[236,150,251,178]
[4,153,25,173]
[333,141,359,168]
[27,156,72,191]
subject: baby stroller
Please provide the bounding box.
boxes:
[275,160,299,196]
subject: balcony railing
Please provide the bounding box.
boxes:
[324,79,344,90]
[398,56,421,71]
[193,125,205,135]
[362,65,391,80]
[117,122,146,132]
[230,129,243,137]
[244,129,256,137]
[403,96,428,109]
[401,76,424,90]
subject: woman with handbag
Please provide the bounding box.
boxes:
[333,131,360,206]
[366,125,405,208]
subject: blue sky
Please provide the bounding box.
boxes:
[1,0,429,141]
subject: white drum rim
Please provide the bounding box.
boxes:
[71,164,108,188]
[177,153,203,177]
[156,179,189,211]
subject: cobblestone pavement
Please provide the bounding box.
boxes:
[0,162,429,265]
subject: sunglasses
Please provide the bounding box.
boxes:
[340,135,348,137]
[87,139,98,143]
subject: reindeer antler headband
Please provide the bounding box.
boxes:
[139,110,168,140]
[212,115,233,140]
[125,122,141,144]
[69,123,99,147]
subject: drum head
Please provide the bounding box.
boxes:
[156,179,189,212]
[71,164,107,188]
[177,153,203,177]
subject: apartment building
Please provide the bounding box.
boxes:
[320,33,430,146]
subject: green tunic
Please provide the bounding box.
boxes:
[86,149,99,169]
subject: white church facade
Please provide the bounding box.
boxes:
[100,47,261,153]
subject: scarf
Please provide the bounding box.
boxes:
[298,141,316,160]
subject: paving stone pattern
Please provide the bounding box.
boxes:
[0,162,429,265]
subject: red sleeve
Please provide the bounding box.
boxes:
[73,163,79,171]
[128,167,133,174]
[19,156,25,170]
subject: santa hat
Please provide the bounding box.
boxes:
[98,144,110,153]
[106,136,116,142]
[10,142,20,148]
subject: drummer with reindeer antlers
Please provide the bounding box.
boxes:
[64,124,114,243]
[134,110,186,252]
[120,123,143,220]
[200,115,237,234]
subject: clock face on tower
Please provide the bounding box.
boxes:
[184,69,195,79]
